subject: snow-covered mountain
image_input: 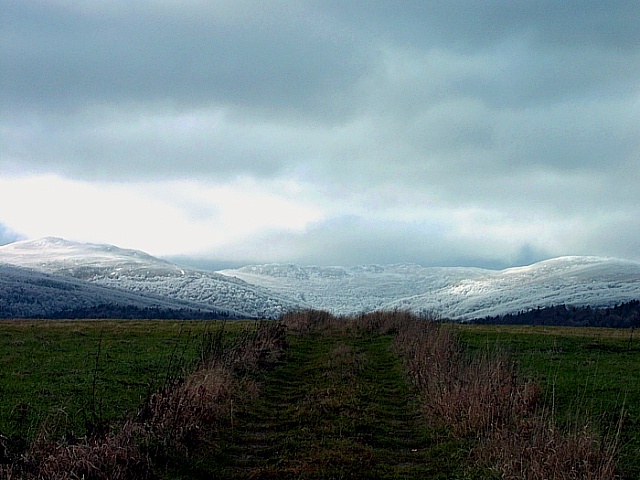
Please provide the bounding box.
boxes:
[218,263,485,315]
[219,257,640,320]
[2,237,639,320]
[0,263,234,319]
[0,238,303,319]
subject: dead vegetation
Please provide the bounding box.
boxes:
[351,310,622,479]
[282,309,622,479]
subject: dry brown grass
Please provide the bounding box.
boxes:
[475,405,623,479]
[136,320,286,459]
[20,421,151,480]
[136,363,238,456]
[350,310,622,479]
[281,309,344,333]
[0,465,17,480]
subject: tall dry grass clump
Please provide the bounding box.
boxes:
[281,309,340,333]
[477,412,622,480]
[16,421,152,480]
[5,320,287,479]
[137,320,286,456]
[136,363,237,457]
[350,310,621,479]
[225,320,288,373]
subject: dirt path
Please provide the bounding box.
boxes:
[206,329,467,479]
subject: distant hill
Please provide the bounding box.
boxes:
[2,237,639,321]
[0,263,233,319]
[0,237,303,319]
[220,257,640,320]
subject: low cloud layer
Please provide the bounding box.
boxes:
[0,223,22,246]
[1,1,639,266]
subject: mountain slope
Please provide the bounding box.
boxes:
[2,238,639,321]
[220,257,640,320]
[219,263,485,315]
[0,238,303,318]
[384,256,640,319]
[0,263,233,319]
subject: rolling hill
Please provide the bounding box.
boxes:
[1,237,639,320]
[220,256,640,320]
[0,263,234,319]
[0,238,303,319]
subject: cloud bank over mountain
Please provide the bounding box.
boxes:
[2,2,639,267]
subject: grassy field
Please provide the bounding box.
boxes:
[0,320,245,448]
[458,324,640,478]
[1,318,637,478]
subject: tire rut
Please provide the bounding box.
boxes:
[214,331,465,479]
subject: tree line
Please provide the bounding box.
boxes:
[471,300,640,327]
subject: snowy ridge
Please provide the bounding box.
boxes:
[221,263,485,315]
[220,257,640,320]
[0,236,184,279]
[0,263,235,319]
[2,238,639,320]
[0,238,303,318]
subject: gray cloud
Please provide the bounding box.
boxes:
[589,216,640,262]
[1,1,368,117]
[199,202,640,268]
[0,223,23,246]
[1,1,639,266]
[3,2,638,177]
[210,215,554,269]
[323,1,640,53]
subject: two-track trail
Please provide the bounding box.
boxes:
[204,328,468,479]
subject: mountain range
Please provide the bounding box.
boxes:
[1,237,639,320]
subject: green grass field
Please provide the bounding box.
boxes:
[457,324,640,478]
[198,330,473,479]
[1,320,638,478]
[0,320,244,447]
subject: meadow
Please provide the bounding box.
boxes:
[0,320,227,444]
[0,315,637,478]
[458,324,640,478]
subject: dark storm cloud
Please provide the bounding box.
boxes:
[2,1,638,180]
[0,1,371,179]
[324,1,640,110]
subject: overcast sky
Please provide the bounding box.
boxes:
[1,1,639,268]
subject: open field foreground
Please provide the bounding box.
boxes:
[0,314,637,479]
[457,324,640,478]
[0,320,245,442]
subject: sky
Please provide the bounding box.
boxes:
[1,1,639,269]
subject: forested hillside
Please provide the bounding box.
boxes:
[472,300,640,327]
